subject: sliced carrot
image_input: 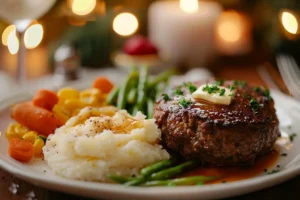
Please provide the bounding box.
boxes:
[11,101,64,136]
[9,138,33,162]
[32,89,58,111]
[92,77,114,93]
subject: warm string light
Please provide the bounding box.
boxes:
[179,0,199,13]
[2,23,44,54]
[281,11,298,34]
[113,13,139,36]
[71,0,96,16]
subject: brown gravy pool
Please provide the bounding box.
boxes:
[182,150,279,184]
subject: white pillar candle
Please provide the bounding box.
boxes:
[148,0,222,67]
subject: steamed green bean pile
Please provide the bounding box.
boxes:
[108,159,218,186]
[106,67,174,118]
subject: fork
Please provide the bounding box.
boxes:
[276,54,300,101]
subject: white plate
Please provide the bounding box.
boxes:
[0,89,300,200]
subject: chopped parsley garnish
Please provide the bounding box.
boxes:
[219,88,226,96]
[277,165,280,168]
[254,86,272,100]
[264,169,268,172]
[249,98,260,110]
[179,97,191,108]
[222,180,227,183]
[264,89,272,100]
[281,153,287,157]
[229,85,236,92]
[234,80,247,87]
[254,86,261,92]
[37,135,47,143]
[202,84,220,94]
[289,133,297,142]
[215,80,224,86]
[173,86,184,95]
[268,169,280,174]
[163,94,170,101]
[184,82,197,93]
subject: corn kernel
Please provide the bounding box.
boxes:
[52,104,71,123]
[57,87,79,104]
[22,131,38,144]
[80,88,102,99]
[5,123,29,140]
[33,138,45,156]
[64,99,85,110]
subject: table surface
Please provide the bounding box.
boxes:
[0,65,299,200]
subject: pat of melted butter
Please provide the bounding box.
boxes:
[192,84,233,105]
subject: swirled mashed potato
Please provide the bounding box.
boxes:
[43,106,169,181]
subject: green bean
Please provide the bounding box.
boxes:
[141,159,178,177]
[142,176,215,186]
[117,72,138,109]
[134,66,148,114]
[106,87,120,105]
[149,69,177,87]
[127,88,137,104]
[108,175,134,184]
[124,178,145,186]
[147,99,154,119]
[150,161,199,180]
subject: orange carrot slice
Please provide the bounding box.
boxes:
[92,77,114,94]
[33,89,58,111]
[11,101,63,136]
[9,138,33,162]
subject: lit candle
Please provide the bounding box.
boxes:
[215,11,252,55]
[148,0,221,67]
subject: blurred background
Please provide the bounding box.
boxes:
[0,0,299,82]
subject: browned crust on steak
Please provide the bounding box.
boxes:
[154,81,280,166]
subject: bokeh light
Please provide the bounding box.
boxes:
[71,0,96,16]
[113,13,138,36]
[2,25,16,46]
[179,0,199,13]
[7,32,19,55]
[216,11,242,43]
[24,24,44,49]
[281,11,298,34]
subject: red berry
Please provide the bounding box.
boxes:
[123,35,158,55]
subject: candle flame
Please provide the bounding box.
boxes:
[113,12,139,36]
[180,0,199,13]
[281,11,298,34]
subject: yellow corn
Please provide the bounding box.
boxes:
[33,138,45,156]
[72,108,81,116]
[64,99,86,110]
[57,87,79,104]
[22,131,38,144]
[52,104,71,123]
[80,88,102,98]
[79,88,105,106]
[5,123,29,140]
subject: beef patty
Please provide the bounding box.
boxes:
[153,80,280,166]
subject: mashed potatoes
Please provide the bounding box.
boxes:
[43,106,169,182]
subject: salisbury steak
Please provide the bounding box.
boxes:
[153,80,280,166]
